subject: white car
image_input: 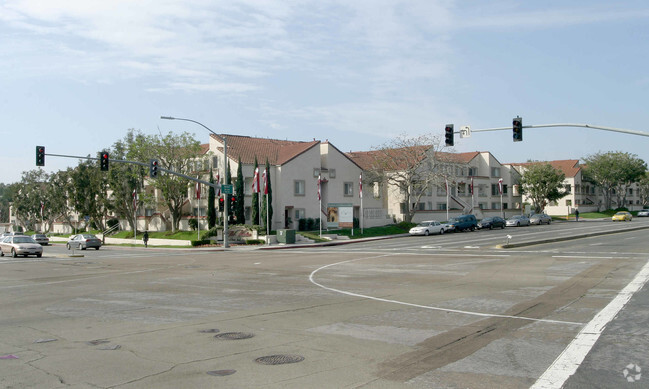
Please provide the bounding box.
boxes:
[409,220,446,236]
[637,209,649,217]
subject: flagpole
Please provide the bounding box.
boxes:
[499,178,504,218]
[197,179,200,241]
[318,174,322,237]
[445,177,449,222]
[133,190,137,243]
[359,173,364,235]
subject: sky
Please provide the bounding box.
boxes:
[2,0,649,184]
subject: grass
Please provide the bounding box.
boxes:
[111,230,199,240]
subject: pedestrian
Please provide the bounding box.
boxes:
[575,209,579,222]
[143,231,149,248]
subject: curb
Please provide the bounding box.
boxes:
[495,224,649,249]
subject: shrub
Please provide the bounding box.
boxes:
[190,239,211,247]
[306,218,316,231]
[188,219,198,231]
[200,226,221,240]
[298,218,306,231]
[245,239,264,245]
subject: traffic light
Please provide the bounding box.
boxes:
[100,151,110,171]
[513,116,523,142]
[149,159,159,178]
[36,146,45,166]
[219,197,224,212]
[444,124,454,146]
[230,196,236,209]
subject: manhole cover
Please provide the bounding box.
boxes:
[214,332,255,340]
[255,355,305,365]
[199,329,220,334]
[207,369,236,376]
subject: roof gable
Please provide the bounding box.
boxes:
[211,134,320,165]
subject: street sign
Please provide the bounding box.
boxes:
[221,184,233,194]
[460,126,472,138]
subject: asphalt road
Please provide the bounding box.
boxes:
[0,219,648,388]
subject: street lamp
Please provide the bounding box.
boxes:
[160,116,229,248]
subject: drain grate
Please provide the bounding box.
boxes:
[255,355,305,365]
[199,329,220,333]
[207,369,236,376]
[214,332,255,340]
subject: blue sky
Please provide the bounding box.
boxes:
[2,0,648,184]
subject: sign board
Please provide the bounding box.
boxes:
[327,203,354,228]
[221,184,233,194]
[460,126,472,138]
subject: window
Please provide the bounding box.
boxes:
[491,167,500,177]
[329,169,336,179]
[193,207,205,216]
[491,184,500,196]
[294,180,305,196]
[344,182,353,196]
[212,156,219,169]
[373,182,381,198]
[145,208,155,217]
[313,168,320,177]
[416,202,426,211]
[437,203,447,211]
[503,184,508,195]
[400,203,408,213]
[295,208,306,220]
[566,199,572,206]
[468,167,477,176]
[491,202,501,210]
[564,184,572,193]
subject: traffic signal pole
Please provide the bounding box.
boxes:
[458,123,649,137]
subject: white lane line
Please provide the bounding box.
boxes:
[531,258,649,389]
[552,256,616,259]
[309,256,582,326]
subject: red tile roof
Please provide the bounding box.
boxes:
[510,159,581,178]
[210,134,320,165]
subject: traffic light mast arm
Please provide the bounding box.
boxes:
[38,152,220,189]
[466,123,649,137]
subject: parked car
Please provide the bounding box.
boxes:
[529,213,552,225]
[446,214,478,232]
[67,234,102,250]
[32,234,50,245]
[477,216,506,230]
[612,211,632,222]
[637,209,649,217]
[506,215,531,227]
[0,235,43,258]
[409,220,446,236]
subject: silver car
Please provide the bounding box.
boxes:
[32,234,50,245]
[506,215,531,227]
[529,213,552,225]
[0,236,43,258]
[67,234,102,250]
[409,220,446,236]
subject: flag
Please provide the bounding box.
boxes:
[132,189,138,209]
[445,178,448,193]
[262,169,268,195]
[252,167,260,193]
[359,173,363,198]
[215,173,221,196]
[40,201,44,218]
[470,177,474,195]
[196,181,201,200]
[498,178,503,195]
[317,174,321,201]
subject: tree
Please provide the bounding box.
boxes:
[207,170,216,228]
[145,131,203,232]
[364,133,456,223]
[637,173,649,208]
[68,158,110,231]
[251,157,260,225]
[583,151,647,210]
[261,159,273,232]
[106,130,150,233]
[11,169,49,231]
[518,162,567,213]
[234,157,245,224]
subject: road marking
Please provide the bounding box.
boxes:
[309,256,582,326]
[531,258,649,389]
[552,256,616,259]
